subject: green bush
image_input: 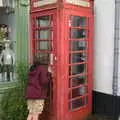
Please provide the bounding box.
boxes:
[0,63,29,120]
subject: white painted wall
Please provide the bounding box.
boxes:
[94,0,115,95]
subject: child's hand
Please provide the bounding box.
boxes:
[48,65,52,73]
[48,65,54,78]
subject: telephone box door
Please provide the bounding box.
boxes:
[31,10,57,119]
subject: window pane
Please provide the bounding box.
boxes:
[37,41,51,50]
[69,78,71,88]
[69,66,71,75]
[72,76,87,87]
[68,102,71,110]
[36,16,50,27]
[72,64,86,75]
[71,29,86,39]
[71,97,88,109]
[70,41,86,51]
[72,53,87,63]
[72,86,87,98]
[71,16,86,27]
[69,76,87,88]
[38,30,50,39]
[69,53,71,64]
[36,52,50,65]
[83,96,88,105]
[0,42,15,82]
[68,90,71,99]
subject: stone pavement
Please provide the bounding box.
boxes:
[87,115,114,120]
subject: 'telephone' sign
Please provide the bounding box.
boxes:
[33,0,57,7]
[66,0,90,7]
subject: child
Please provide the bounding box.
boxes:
[26,57,52,120]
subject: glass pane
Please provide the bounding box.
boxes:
[38,30,50,39]
[36,16,50,27]
[37,41,51,50]
[72,86,87,98]
[69,53,71,64]
[72,76,87,87]
[71,29,86,39]
[69,78,71,88]
[72,64,86,75]
[71,16,86,27]
[68,102,71,110]
[68,90,71,99]
[83,96,88,105]
[69,66,71,75]
[71,97,88,109]
[72,53,87,63]
[70,41,86,51]
[72,98,84,109]
[36,52,50,65]
[0,42,15,82]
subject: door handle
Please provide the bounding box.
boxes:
[50,53,54,65]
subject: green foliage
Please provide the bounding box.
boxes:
[0,63,29,120]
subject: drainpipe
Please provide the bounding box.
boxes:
[113,0,120,120]
[113,0,119,96]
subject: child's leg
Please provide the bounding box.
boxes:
[27,114,33,120]
[32,113,40,120]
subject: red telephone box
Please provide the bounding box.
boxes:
[30,0,94,120]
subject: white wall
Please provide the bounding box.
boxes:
[94,0,115,95]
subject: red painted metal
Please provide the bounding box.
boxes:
[30,0,94,120]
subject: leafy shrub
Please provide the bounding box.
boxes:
[0,63,29,120]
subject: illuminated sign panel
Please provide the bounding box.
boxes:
[33,0,57,7]
[66,0,90,7]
